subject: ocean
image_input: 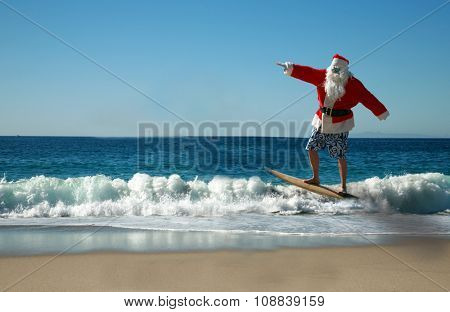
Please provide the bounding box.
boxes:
[0,136,449,255]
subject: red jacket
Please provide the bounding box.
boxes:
[289,64,389,132]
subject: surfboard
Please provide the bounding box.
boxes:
[266,168,357,200]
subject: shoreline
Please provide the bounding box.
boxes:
[1,237,448,291]
[1,222,449,256]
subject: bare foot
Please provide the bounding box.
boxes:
[304,177,320,185]
[338,186,347,194]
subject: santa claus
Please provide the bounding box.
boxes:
[277,54,389,194]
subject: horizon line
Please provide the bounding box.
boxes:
[1,135,449,139]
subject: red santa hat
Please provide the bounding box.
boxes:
[332,54,349,64]
[331,54,349,69]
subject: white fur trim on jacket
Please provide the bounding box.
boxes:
[377,111,390,120]
[312,114,355,133]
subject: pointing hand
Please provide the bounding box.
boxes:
[276,61,292,72]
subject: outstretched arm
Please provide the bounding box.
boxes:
[277,62,325,86]
[358,81,389,120]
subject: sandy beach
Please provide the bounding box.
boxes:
[0,237,448,292]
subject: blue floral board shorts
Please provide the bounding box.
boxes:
[306,127,349,159]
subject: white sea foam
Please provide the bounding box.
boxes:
[0,173,448,218]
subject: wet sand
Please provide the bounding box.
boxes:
[1,237,449,291]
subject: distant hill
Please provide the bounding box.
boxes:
[349,132,447,139]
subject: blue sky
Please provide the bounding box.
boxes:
[1,0,449,137]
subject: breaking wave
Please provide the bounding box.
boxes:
[0,172,448,218]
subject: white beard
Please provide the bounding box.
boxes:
[324,67,351,104]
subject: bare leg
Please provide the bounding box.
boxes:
[304,149,320,185]
[338,158,347,193]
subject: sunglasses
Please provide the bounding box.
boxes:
[331,66,341,74]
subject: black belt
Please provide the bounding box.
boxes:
[321,107,352,117]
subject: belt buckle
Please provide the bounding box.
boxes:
[326,107,332,116]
